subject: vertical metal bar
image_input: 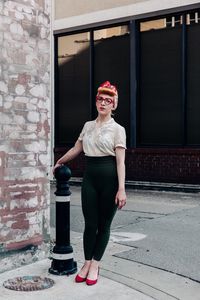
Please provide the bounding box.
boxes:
[54,35,59,147]
[89,30,95,119]
[130,20,139,148]
[182,14,187,146]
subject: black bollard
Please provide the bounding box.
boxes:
[49,165,77,275]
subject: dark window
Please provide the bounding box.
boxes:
[138,12,200,146]
[56,33,90,146]
[187,21,200,144]
[93,26,130,144]
[55,25,130,147]
[139,20,182,145]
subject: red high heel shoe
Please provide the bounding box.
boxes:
[86,268,99,286]
[75,264,90,283]
[75,274,87,283]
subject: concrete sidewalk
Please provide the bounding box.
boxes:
[0,258,153,300]
[2,186,200,300]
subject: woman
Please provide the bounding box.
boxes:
[53,81,126,285]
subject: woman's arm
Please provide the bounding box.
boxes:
[115,147,126,209]
[53,139,83,173]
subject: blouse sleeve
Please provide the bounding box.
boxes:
[78,122,87,141]
[114,125,126,149]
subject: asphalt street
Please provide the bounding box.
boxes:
[50,184,200,300]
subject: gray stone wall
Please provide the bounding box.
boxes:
[0,0,51,272]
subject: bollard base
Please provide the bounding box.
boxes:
[49,259,77,276]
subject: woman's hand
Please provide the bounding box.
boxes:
[115,147,126,209]
[115,189,127,209]
[52,139,83,175]
[52,162,63,174]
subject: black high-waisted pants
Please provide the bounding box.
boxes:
[81,156,118,261]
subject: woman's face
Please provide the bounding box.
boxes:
[96,93,114,116]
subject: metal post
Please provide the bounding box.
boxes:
[49,165,77,275]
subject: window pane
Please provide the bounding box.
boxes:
[94,26,130,144]
[187,17,200,144]
[140,18,167,31]
[139,20,182,145]
[57,33,90,145]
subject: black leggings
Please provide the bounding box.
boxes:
[81,156,118,261]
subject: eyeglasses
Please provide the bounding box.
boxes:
[96,96,114,105]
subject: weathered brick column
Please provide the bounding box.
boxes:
[0,0,51,272]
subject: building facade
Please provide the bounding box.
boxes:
[0,0,199,274]
[53,0,200,184]
[0,0,51,272]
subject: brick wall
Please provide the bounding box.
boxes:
[126,148,200,184]
[0,0,51,272]
[55,147,200,184]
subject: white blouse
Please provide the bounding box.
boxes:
[78,118,126,157]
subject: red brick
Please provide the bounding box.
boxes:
[11,219,29,230]
[6,235,43,251]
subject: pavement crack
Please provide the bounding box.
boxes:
[121,209,167,216]
[112,223,141,230]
